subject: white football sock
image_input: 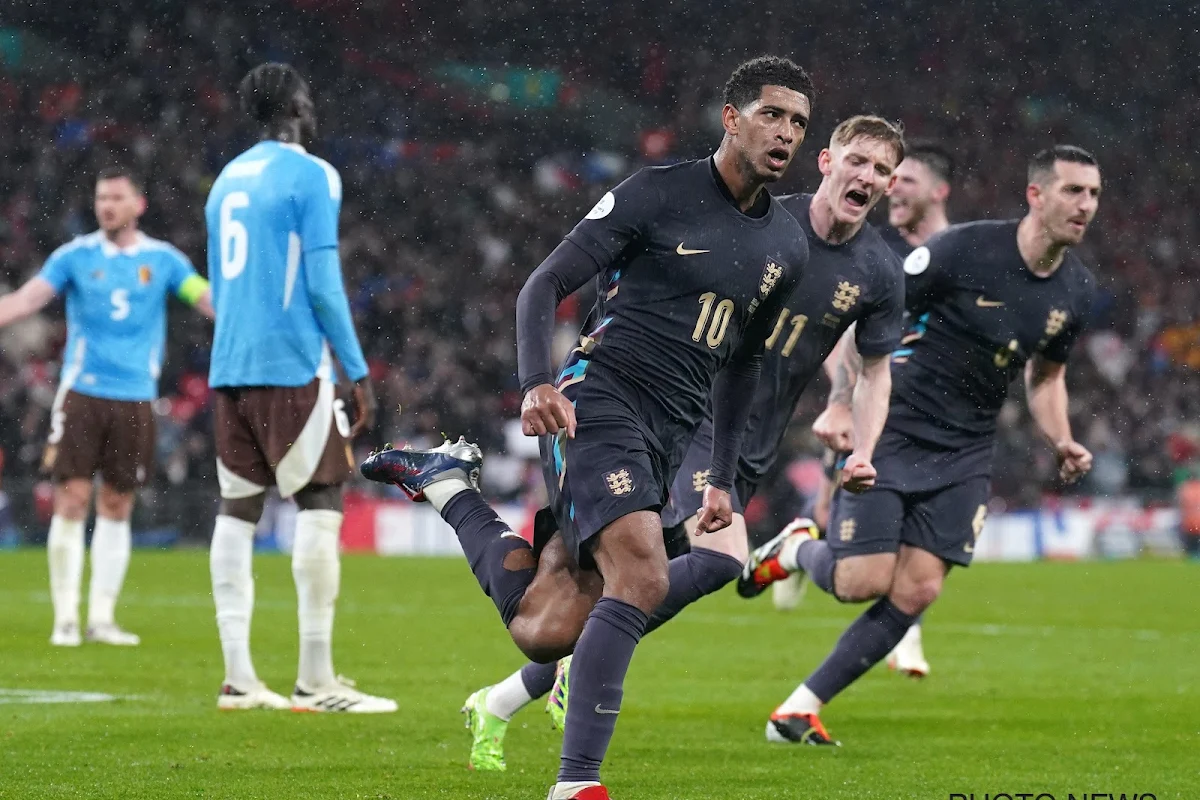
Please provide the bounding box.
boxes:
[422,478,472,513]
[87,516,132,627]
[485,668,535,721]
[47,515,85,628]
[776,682,823,716]
[210,515,258,688]
[778,532,807,572]
[293,509,342,689]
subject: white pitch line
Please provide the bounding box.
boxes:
[0,689,122,705]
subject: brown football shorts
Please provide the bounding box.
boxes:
[43,390,155,492]
[213,378,353,499]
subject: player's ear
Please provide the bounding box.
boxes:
[884,173,898,194]
[932,181,951,204]
[817,148,833,176]
[1025,181,1042,211]
[721,103,741,136]
[134,193,148,217]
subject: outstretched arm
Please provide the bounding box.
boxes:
[0,277,57,328]
[1025,354,1091,483]
[176,274,214,320]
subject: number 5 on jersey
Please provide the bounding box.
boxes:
[110,289,130,321]
[220,191,250,279]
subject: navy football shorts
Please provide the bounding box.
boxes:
[828,427,993,567]
[660,417,752,529]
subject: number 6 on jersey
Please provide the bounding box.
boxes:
[219,191,250,280]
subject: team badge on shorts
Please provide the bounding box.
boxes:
[692,470,710,493]
[839,518,856,542]
[605,469,634,496]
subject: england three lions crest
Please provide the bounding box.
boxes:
[759,260,784,297]
[1045,309,1068,337]
[605,469,634,496]
[832,282,861,313]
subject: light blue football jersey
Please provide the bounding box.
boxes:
[205,140,367,388]
[38,231,199,402]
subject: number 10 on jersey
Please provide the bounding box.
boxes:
[693,292,734,348]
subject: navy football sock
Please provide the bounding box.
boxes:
[644,548,742,635]
[520,660,558,698]
[795,537,837,595]
[441,491,535,626]
[557,597,648,783]
[806,597,918,703]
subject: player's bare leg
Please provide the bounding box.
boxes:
[509,534,603,662]
[768,546,944,744]
[84,483,139,646]
[48,478,91,646]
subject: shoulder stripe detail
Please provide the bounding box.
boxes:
[50,232,103,259]
[303,154,342,200]
[225,159,270,179]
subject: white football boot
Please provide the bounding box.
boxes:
[771,573,808,611]
[86,623,141,646]
[217,682,292,710]
[50,621,82,647]
[886,623,930,679]
[291,676,398,713]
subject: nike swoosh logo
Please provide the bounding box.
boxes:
[594,704,620,715]
[976,296,1005,308]
[677,243,710,256]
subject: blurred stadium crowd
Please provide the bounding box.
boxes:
[0,0,1196,536]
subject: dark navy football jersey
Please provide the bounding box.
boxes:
[879,225,915,258]
[562,158,808,463]
[733,193,904,483]
[889,219,1096,447]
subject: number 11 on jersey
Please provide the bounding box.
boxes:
[765,308,808,358]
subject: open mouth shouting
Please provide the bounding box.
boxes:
[843,188,870,214]
[765,147,790,171]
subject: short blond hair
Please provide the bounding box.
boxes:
[830,115,905,166]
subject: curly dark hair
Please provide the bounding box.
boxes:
[722,56,815,111]
[238,62,309,124]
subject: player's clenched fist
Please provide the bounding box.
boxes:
[694,484,733,534]
[1055,439,1092,484]
[840,452,877,494]
[521,384,577,438]
[812,403,854,452]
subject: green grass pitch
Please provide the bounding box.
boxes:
[1,550,1196,799]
